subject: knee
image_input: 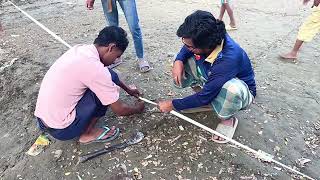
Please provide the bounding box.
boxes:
[222,80,241,95]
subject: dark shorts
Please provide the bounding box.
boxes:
[37,89,108,141]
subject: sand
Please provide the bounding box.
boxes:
[0,0,319,179]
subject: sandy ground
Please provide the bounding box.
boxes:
[0,0,320,179]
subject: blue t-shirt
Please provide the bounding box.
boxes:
[172,34,256,111]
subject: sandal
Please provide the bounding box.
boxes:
[81,125,120,145]
[211,117,238,144]
[137,58,152,73]
[226,24,238,31]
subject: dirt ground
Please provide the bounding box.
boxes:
[0,0,320,179]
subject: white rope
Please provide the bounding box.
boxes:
[8,1,72,49]
[7,1,315,179]
[139,97,315,180]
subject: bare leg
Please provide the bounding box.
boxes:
[280,39,304,60]
[219,4,226,21]
[211,117,234,141]
[225,3,236,27]
[79,117,115,143]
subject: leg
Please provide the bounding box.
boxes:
[174,57,201,89]
[211,79,253,142]
[280,6,320,60]
[49,90,118,142]
[77,90,119,144]
[78,117,118,143]
[280,39,304,60]
[101,0,119,26]
[219,3,226,20]
[174,57,213,113]
[118,0,144,59]
[118,0,152,72]
[225,3,236,27]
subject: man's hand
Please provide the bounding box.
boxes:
[126,84,141,98]
[127,88,141,98]
[172,60,184,87]
[134,100,145,113]
[86,0,95,10]
[158,100,173,113]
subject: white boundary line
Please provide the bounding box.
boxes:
[7,1,72,49]
[7,1,316,179]
[138,97,315,180]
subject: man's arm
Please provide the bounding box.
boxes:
[175,45,194,62]
[109,68,141,97]
[110,100,144,116]
[172,60,239,111]
[172,46,194,86]
[105,69,145,115]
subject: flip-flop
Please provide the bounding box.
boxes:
[211,117,238,144]
[137,59,152,73]
[81,125,120,145]
[108,57,123,69]
[226,24,238,31]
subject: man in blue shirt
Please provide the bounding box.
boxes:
[158,10,256,143]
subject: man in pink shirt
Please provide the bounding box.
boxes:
[35,26,144,144]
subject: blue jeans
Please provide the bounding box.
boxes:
[101,0,144,58]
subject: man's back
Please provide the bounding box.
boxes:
[35,45,119,129]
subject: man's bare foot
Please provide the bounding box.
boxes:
[79,126,118,144]
[229,23,236,28]
[211,118,234,141]
[279,51,298,60]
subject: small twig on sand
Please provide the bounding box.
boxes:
[0,58,18,73]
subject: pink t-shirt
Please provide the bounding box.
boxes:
[35,44,120,129]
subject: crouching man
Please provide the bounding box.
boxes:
[35,26,144,144]
[158,11,256,143]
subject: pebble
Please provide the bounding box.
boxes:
[53,150,63,159]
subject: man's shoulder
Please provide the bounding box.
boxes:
[66,44,101,66]
[222,35,245,57]
[224,34,241,49]
[72,44,99,58]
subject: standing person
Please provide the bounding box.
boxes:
[218,0,237,31]
[35,26,145,144]
[280,0,320,60]
[158,11,256,143]
[86,0,151,72]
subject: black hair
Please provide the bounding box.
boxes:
[94,26,129,52]
[177,10,226,49]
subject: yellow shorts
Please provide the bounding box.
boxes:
[297,6,320,42]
